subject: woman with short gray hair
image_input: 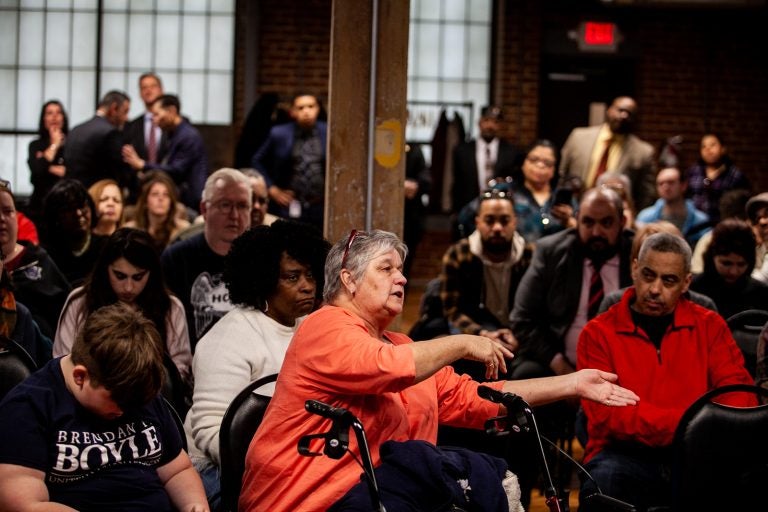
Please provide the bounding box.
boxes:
[239,229,639,511]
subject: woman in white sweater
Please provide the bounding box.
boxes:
[185,220,329,508]
[54,228,192,384]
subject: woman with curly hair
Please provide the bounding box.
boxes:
[41,179,108,287]
[53,227,192,386]
[184,219,330,508]
[125,171,190,251]
[88,178,124,236]
[690,218,768,320]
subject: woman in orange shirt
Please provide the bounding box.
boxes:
[239,230,639,512]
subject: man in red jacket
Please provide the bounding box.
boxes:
[577,231,755,511]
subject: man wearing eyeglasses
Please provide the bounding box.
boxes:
[161,168,252,350]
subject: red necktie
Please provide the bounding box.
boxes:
[594,138,612,184]
[147,123,157,164]
[587,260,604,320]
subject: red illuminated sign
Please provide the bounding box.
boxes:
[576,21,620,53]
[583,22,616,46]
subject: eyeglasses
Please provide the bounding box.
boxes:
[480,189,511,201]
[211,200,250,214]
[486,176,514,190]
[341,229,359,269]
[526,156,556,168]
[253,196,268,206]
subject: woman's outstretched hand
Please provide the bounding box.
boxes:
[573,369,639,406]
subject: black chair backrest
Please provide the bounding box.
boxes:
[672,384,768,511]
[161,354,191,420]
[726,309,768,378]
[0,336,37,401]
[219,373,278,512]
[161,396,187,452]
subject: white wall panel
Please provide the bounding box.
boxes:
[181,14,205,69]
[69,70,97,124]
[178,72,204,121]
[45,12,72,65]
[0,72,17,129]
[155,14,181,69]
[206,73,231,124]
[208,15,233,71]
[441,24,465,79]
[72,11,97,67]
[102,13,128,68]
[128,13,154,69]
[0,12,18,66]
[17,69,42,129]
[19,11,44,66]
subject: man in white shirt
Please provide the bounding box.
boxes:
[451,105,521,213]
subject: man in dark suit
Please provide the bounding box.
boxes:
[451,105,520,213]
[507,187,635,505]
[123,73,166,163]
[510,186,634,380]
[122,94,208,211]
[559,95,657,210]
[122,73,166,202]
[251,93,327,228]
[63,90,131,190]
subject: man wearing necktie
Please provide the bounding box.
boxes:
[510,187,634,380]
[559,96,657,211]
[123,73,167,200]
[508,186,634,505]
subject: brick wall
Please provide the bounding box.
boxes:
[253,0,332,106]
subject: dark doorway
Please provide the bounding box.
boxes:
[538,55,636,150]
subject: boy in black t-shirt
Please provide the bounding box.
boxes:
[0,303,209,512]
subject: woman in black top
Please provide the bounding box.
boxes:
[27,100,68,218]
[690,218,768,320]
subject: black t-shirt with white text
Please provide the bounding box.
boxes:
[0,358,182,511]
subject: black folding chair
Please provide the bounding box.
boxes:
[726,309,768,378]
[0,336,37,401]
[672,384,768,511]
[218,373,278,512]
